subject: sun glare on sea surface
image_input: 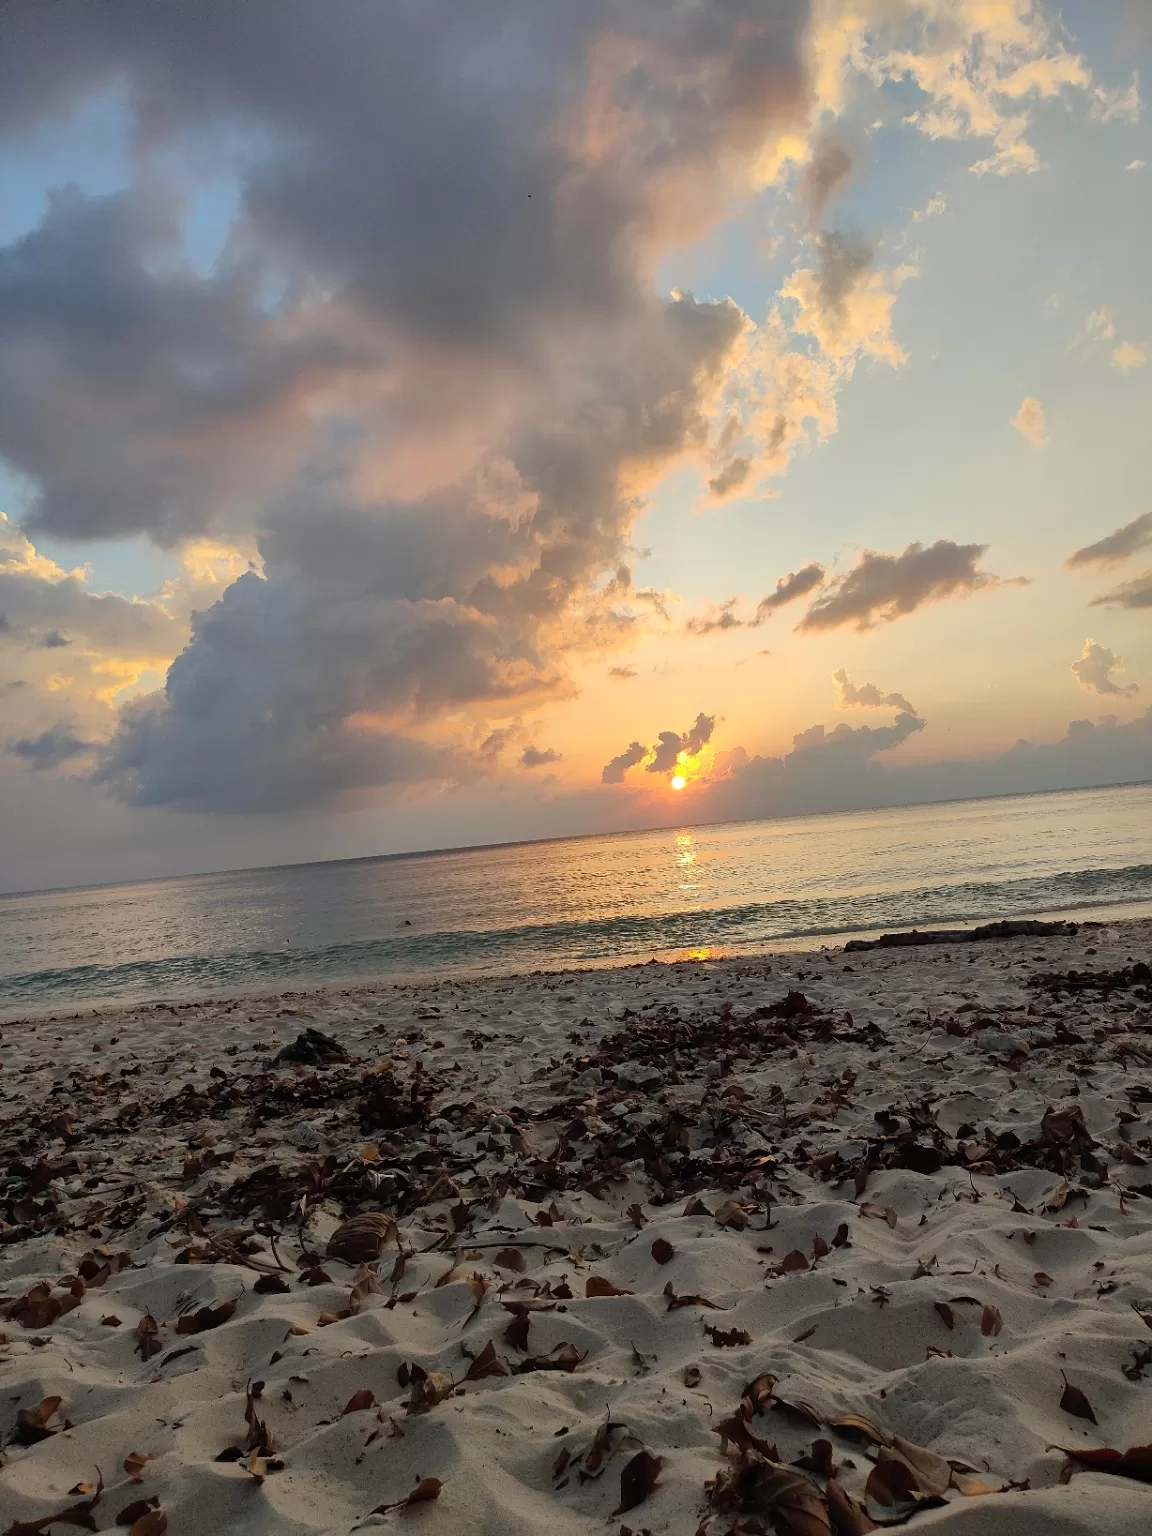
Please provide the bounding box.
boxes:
[670,774,687,791]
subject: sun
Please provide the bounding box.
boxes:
[670,774,687,791]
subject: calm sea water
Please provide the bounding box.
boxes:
[2,783,1150,1015]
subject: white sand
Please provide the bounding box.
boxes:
[2,919,1151,1534]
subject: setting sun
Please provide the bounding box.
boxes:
[670,774,687,791]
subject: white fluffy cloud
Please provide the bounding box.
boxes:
[1011,396,1048,446]
[1070,639,1138,698]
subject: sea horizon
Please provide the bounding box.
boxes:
[3,779,1150,1016]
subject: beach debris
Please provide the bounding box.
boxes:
[845,919,1078,951]
[612,1450,663,1516]
[651,1237,675,1264]
[115,1497,161,1526]
[664,1281,724,1311]
[123,1450,152,1481]
[342,1389,376,1414]
[1058,1373,1098,1423]
[1052,1442,1152,1484]
[174,1295,239,1334]
[372,1477,443,1514]
[275,1028,348,1065]
[2,1471,105,1535]
[705,1324,752,1348]
[586,1275,632,1297]
[326,1212,398,1263]
[463,1340,508,1380]
[403,1363,455,1413]
[11,1395,64,1447]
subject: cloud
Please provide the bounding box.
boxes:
[601,741,647,786]
[6,722,95,770]
[697,706,1152,825]
[1090,571,1152,611]
[1127,159,1147,171]
[0,0,1114,816]
[1066,511,1152,568]
[41,630,70,649]
[833,668,915,715]
[798,540,1012,633]
[521,745,560,769]
[685,598,748,637]
[782,234,915,366]
[1070,639,1138,698]
[646,712,715,774]
[1112,341,1147,373]
[601,711,715,784]
[758,562,826,613]
[1011,396,1047,446]
[798,137,853,227]
[608,665,636,680]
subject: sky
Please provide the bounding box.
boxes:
[0,0,1150,895]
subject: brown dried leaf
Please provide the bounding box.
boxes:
[464,1340,508,1381]
[14,1395,63,1446]
[782,1249,810,1273]
[1060,1373,1098,1424]
[1052,1443,1152,1484]
[705,1323,752,1348]
[859,1204,898,1229]
[349,1270,383,1315]
[663,1281,724,1311]
[611,1450,662,1517]
[888,1436,951,1497]
[407,1364,455,1413]
[128,1513,168,1536]
[826,1414,888,1447]
[980,1305,1003,1337]
[342,1389,376,1415]
[651,1237,674,1265]
[124,1451,152,1482]
[826,1476,878,1534]
[115,1498,159,1526]
[174,1297,237,1335]
[373,1476,442,1513]
[494,1247,526,1272]
[326,1212,397,1265]
[586,1275,632,1298]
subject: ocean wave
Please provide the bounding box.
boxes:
[2,860,1150,1012]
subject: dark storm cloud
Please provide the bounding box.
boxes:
[0,0,820,809]
[798,540,1012,632]
[1066,511,1152,568]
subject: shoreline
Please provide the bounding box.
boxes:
[2,916,1151,1533]
[4,898,1152,1026]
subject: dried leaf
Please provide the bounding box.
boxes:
[349,1270,383,1315]
[826,1414,888,1448]
[174,1297,237,1335]
[342,1389,376,1415]
[980,1305,1003,1337]
[611,1450,662,1517]
[782,1249,810,1273]
[715,1415,778,1459]
[128,1513,167,1536]
[124,1451,152,1482]
[714,1199,751,1231]
[1052,1443,1152,1485]
[14,1395,63,1446]
[705,1323,752,1348]
[825,1477,878,1534]
[135,1315,161,1361]
[326,1212,397,1265]
[586,1275,632,1298]
[373,1476,442,1513]
[254,1274,290,1294]
[684,1365,701,1388]
[503,1309,530,1351]
[663,1281,724,1311]
[407,1364,455,1414]
[859,1204,898,1229]
[651,1237,674,1264]
[934,1302,955,1330]
[464,1340,508,1380]
[888,1436,951,1497]
[514,1342,585,1373]
[115,1498,160,1526]
[1059,1373,1098,1424]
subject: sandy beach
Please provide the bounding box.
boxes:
[2,918,1152,1535]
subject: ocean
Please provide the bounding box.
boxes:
[2,782,1150,1015]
